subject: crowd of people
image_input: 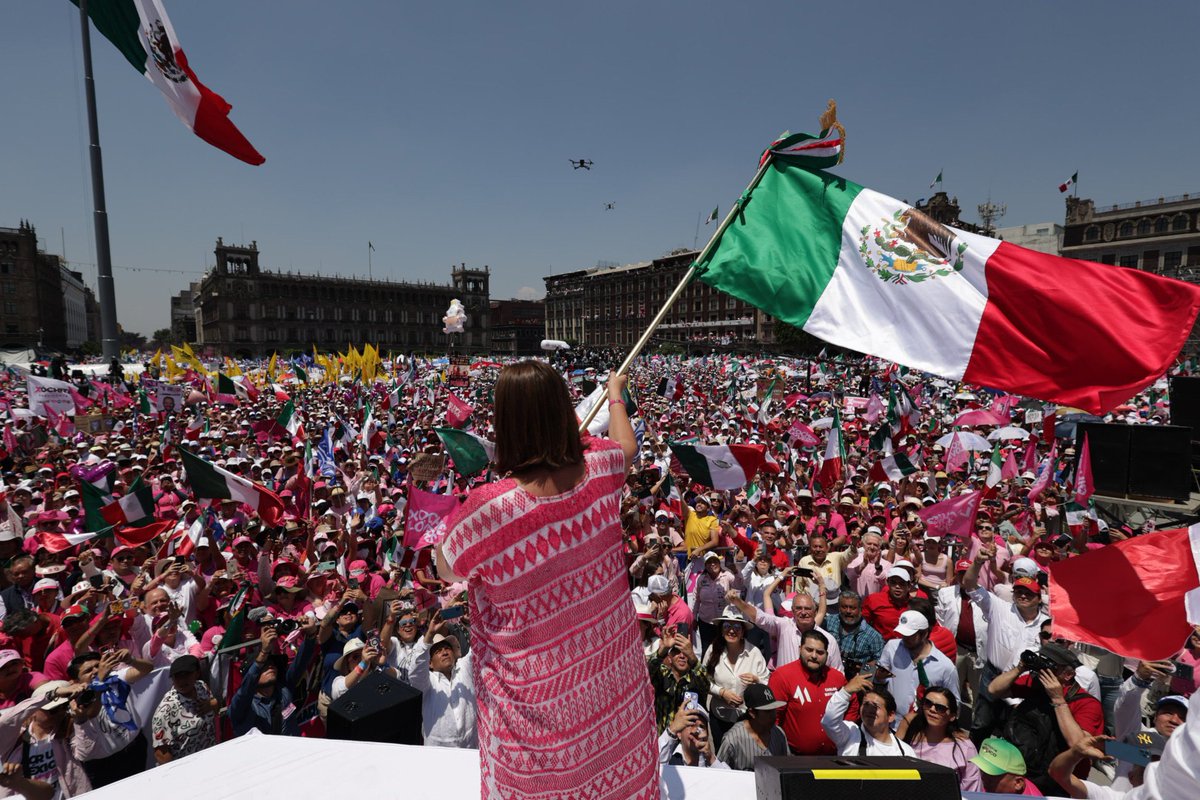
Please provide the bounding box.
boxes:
[0,346,1195,798]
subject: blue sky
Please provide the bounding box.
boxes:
[5,0,1199,337]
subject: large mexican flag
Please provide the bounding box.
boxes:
[71,0,264,165]
[696,161,1200,414]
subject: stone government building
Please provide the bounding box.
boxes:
[192,239,491,357]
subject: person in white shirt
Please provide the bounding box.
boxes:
[880,610,960,718]
[700,606,769,751]
[934,560,988,708]
[821,672,916,757]
[409,612,476,748]
[963,547,1048,744]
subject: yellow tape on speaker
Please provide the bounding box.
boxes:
[811,769,921,780]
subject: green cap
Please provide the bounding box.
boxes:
[970,737,1027,776]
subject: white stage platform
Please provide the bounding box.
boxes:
[76,732,756,799]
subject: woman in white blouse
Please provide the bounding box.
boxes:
[701,606,769,752]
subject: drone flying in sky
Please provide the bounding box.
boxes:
[569,159,594,170]
[603,202,615,211]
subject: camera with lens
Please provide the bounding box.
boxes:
[263,618,299,636]
[78,689,98,706]
[1019,649,1058,673]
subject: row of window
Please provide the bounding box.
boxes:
[228,327,468,346]
[1101,249,1195,270]
[1084,213,1191,242]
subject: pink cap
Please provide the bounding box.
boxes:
[0,651,22,669]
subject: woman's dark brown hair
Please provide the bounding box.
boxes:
[493,360,583,476]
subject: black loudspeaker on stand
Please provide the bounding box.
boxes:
[1076,422,1192,502]
[326,670,423,745]
[755,756,960,800]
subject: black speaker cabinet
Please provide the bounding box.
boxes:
[1076,423,1131,497]
[1170,376,1200,437]
[1128,424,1193,501]
[755,756,960,800]
[326,670,423,745]
[1077,422,1192,502]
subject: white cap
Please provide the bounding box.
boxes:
[894,609,930,636]
[647,575,671,597]
[1011,557,1041,578]
[886,566,912,582]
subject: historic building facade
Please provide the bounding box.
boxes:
[1061,192,1200,278]
[0,220,98,353]
[193,239,490,356]
[544,249,771,349]
[489,298,544,356]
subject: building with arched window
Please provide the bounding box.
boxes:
[1062,193,1200,278]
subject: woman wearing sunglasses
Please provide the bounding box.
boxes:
[898,685,983,792]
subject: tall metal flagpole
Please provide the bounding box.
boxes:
[78,0,120,360]
[579,156,776,432]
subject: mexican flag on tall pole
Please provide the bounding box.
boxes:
[71,0,264,165]
[985,443,1005,488]
[177,447,284,526]
[692,107,1200,415]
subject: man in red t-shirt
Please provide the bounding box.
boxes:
[862,566,914,639]
[768,629,847,755]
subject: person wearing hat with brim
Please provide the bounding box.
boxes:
[0,679,93,796]
[962,549,1050,745]
[659,695,725,768]
[933,558,988,711]
[701,605,768,751]
[970,736,1035,795]
[677,483,722,575]
[879,609,959,719]
[713,682,788,770]
[151,654,219,764]
[1109,659,1191,792]
[985,642,1104,794]
[409,608,476,748]
[228,617,320,737]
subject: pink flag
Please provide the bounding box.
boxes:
[1021,440,1039,473]
[863,394,886,424]
[1073,433,1095,506]
[403,487,460,549]
[1001,449,1020,481]
[917,490,984,538]
[788,420,821,448]
[446,392,473,429]
[68,387,94,410]
[783,392,808,409]
[944,432,968,473]
[1028,440,1058,502]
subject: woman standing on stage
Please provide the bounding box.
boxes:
[439,361,660,799]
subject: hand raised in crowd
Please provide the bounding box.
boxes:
[1037,668,1066,701]
[259,625,279,654]
[1135,660,1174,683]
[844,672,874,695]
[667,699,705,738]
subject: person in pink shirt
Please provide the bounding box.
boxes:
[966,519,1010,591]
[846,528,893,597]
[1171,628,1200,697]
[0,649,48,710]
[649,574,693,633]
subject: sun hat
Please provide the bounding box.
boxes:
[713,606,753,627]
[333,638,366,672]
[32,680,72,711]
[646,575,671,597]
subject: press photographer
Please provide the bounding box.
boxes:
[986,643,1104,794]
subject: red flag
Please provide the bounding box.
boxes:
[117,520,174,548]
[916,490,984,538]
[1049,525,1200,659]
[402,487,460,549]
[1042,410,1057,443]
[446,392,474,429]
[1073,433,1095,505]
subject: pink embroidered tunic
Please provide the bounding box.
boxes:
[443,438,660,800]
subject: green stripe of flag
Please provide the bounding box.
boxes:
[434,428,494,476]
[70,0,147,74]
[178,446,236,500]
[695,165,863,330]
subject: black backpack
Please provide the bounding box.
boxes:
[1002,687,1077,779]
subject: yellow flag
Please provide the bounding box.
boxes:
[267,353,278,382]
